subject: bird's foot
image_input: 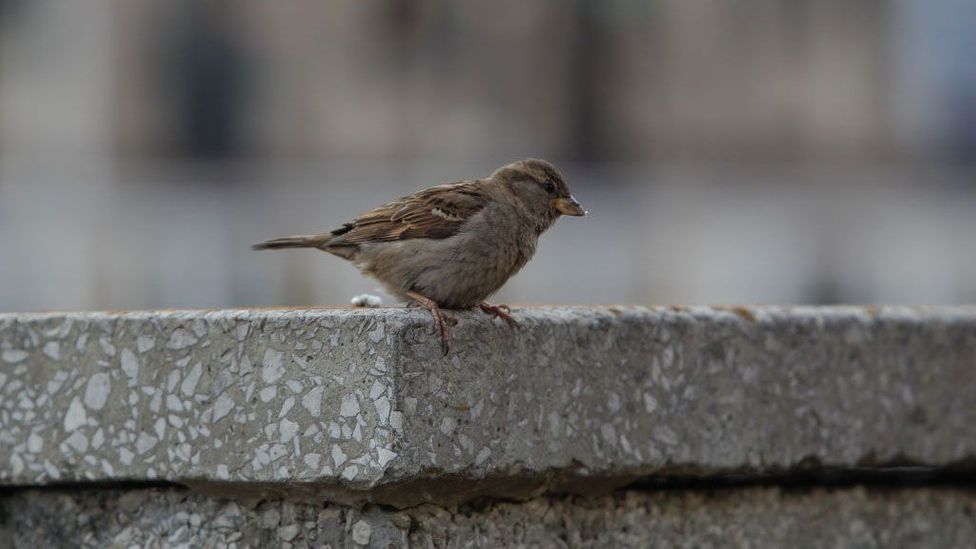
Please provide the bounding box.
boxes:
[407,291,453,355]
[479,302,519,329]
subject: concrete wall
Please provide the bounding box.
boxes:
[2,307,975,546]
[5,487,975,548]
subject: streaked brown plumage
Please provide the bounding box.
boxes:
[253,158,585,353]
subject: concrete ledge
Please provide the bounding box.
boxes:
[2,306,975,506]
[4,487,975,547]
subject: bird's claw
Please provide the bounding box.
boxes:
[407,295,517,355]
[479,302,519,329]
[407,291,453,355]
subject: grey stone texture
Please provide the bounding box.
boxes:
[3,486,975,548]
[2,306,976,507]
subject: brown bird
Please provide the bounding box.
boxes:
[253,159,586,353]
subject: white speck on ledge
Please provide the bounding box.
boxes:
[351,294,384,308]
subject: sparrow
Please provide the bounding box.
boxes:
[253,159,586,353]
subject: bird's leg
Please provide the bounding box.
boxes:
[479,302,519,329]
[406,291,454,354]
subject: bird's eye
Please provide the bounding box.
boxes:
[542,181,556,194]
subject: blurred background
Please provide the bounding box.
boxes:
[1,0,975,311]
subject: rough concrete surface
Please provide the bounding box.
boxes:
[2,486,975,548]
[2,307,976,506]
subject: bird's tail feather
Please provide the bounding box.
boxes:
[252,234,331,251]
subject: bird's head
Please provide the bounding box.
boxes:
[494,158,587,219]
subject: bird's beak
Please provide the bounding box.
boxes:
[554,196,587,216]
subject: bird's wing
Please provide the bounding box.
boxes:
[330,181,491,244]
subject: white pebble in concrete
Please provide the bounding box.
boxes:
[352,519,373,545]
[83,373,111,411]
[262,350,285,384]
[63,397,87,431]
